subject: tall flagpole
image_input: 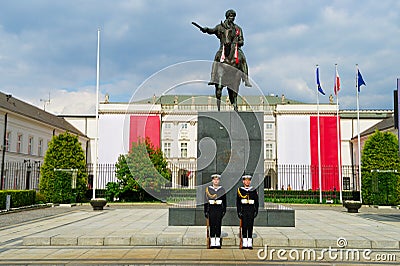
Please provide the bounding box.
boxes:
[356,64,362,203]
[335,64,343,203]
[316,65,323,203]
[92,28,100,200]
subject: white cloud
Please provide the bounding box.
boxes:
[40,89,100,115]
[0,0,398,113]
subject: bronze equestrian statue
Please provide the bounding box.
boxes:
[193,9,251,111]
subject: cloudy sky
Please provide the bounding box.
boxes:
[0,0,399,114]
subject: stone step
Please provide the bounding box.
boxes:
[23,232,400,249]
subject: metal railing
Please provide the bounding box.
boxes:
[1,161,42,190]
[1,161,360,192]
[265,164,359,191]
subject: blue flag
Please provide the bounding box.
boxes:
[357,69,366,92]
[316,67,325,95]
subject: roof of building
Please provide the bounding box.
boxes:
[0,91,87,137]
[358,116,395,138]
[340,109,393,119]
[132,94,304,106]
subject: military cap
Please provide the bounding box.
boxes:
[211,174,221,179]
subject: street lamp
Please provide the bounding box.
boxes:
[24,159,31,190]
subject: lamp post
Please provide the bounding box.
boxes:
[24,159,31,190]
[26,164,31,190]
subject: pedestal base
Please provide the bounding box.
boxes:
[168,205,295,227]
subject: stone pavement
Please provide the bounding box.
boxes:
[0,204,399,265]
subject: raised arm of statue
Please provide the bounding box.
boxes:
[192,22,206,33]
[192,21,222,37]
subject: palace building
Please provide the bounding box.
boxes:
[61,94,393,191]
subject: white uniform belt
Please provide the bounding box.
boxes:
[209,200,222,205]
[241,199,255,204]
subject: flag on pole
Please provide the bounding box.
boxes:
[334,67,341,95]
[316,66,325,95]
[357,69,366,92]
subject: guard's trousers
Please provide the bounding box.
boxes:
[209,205,223,237]
[241,206,255,238]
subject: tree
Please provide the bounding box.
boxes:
[39,132,88,203]
[361,130,400,205]
[114,137,171,201]
[113,153,144,200]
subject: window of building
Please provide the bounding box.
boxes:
[28,136,34,155]
[38,139,43,156]
[180,123,188,130]
[163,142,171,157]
[164,123,172,129]
[343,177,350,190]
[17,134,23,153]
[265,143,273,159]
[265,123,273,130]
[5,131,11,151]
[180,142,188,158]
[264,175,272,189]
[180,170,189,187]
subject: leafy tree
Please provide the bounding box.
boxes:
[113,154,144,200]
[114,137,171,201]
[145,137,171,182]
[104,181,121,202]
[361,130,400,205]
[39,132,88,203]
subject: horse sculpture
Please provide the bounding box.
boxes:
[209,26,243,111]
[193,17,250,112]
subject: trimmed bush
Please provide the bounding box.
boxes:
[0,190,36,209]
[39,132,88,204]
[361,130,400,205]
[264,190,354,204]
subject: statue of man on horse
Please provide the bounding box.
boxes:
[193,9,251,111]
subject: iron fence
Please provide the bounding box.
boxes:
[1,162,360,192]
[86,163,117,189]
[1,161,42,190]
[264,163,360,191]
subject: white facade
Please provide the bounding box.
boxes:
[61,97,393,189]
[0,92,89,190]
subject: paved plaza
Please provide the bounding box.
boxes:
[0,203,399,265]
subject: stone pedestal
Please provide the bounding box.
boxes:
[169,205,295,226]
[168,111,295,227]
[196,111,264,207]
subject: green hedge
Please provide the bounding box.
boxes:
[0,190,36,210]
[264,190,354,204]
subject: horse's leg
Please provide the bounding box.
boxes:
[215,85,222,111]
[228,88,238,112]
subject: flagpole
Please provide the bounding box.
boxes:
[316,65,323,203]
[335,64,343,203]
[356,64,362,203]
[92,28,100,200]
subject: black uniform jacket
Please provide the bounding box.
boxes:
[236,186,259,217]
[204,185,227,216]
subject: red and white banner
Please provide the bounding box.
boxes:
[276,115,341,191]
[129,115,160,150]
[310,116,340,191]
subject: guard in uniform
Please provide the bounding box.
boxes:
[236,175,259,249]
[204,174,226,248]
